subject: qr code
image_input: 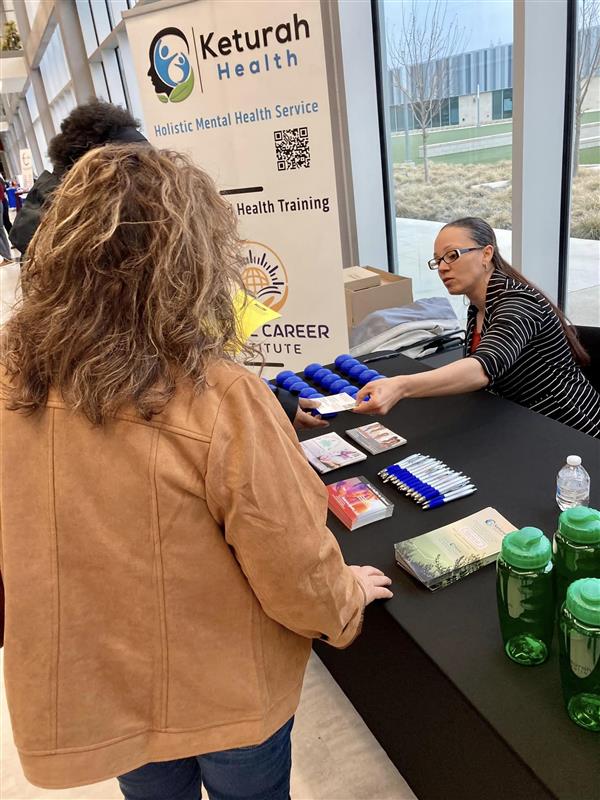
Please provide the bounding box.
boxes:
[274,127,310,170]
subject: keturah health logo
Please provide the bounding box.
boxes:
[148,28,194,103]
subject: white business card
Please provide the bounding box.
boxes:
[315,393,357,414]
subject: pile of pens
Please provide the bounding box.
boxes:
[378,453,476,510]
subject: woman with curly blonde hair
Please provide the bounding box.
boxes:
[0,145,390,800]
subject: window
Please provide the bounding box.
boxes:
[108,1,129,28]
[24,0,40,25]
[565,0,600,326]
[39,26,70,103]
[25,84,38,121]
[90,0,111,43]
[91,61,110,101]
[33,118,51,170]
[50,88,77,133]
[379,0,514,320]
[493,88,513,120]
[76,0,99,56]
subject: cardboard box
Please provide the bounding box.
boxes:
[344,266,413,328]
[342,266,380,291]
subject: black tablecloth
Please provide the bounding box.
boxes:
[299,354,600,800]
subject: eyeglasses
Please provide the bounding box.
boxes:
[427,247,484,270]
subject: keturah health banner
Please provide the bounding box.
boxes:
[124,0,350,375]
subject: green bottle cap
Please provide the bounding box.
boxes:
[501,527,552,569]
[558,507,600,544]
[566,578,600,627]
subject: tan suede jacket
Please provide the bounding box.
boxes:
[0,361,365,789]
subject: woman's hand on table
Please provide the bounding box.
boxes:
[353,376,409,415]
[350,565,393,604]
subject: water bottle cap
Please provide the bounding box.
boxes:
[566,455,582,466]
[565,578,600,627]
[558,506,600,544]
[500,527,552,569]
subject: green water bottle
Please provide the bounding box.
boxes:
[559,578,600,732]
[496,527,554,665]
[553,507,600,611]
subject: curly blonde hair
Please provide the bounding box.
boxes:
[2,145,255,423]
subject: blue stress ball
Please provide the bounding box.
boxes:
[330,379,351,394]
[288,381,308,394]
[339,357,360,374]
[349,364,369,380]
[359,369,380,385]
[282,376,300,391]
[321,374,340,391]
[276,370,295,386]
[345,385,359,397]
[299,387,319,398]
[369,375,386,381]
[313,368,331,384]
[334,353,352,368]
[304,363,322,379]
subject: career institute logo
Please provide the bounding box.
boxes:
[147,27,194,103]
[242,242,289,312]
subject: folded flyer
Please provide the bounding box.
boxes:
[394,507,515,590]
[327,476,394,530]
[346,422,407,455]
[301,432,367,474]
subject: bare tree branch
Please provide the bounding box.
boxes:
[387,0,468,182]
[574,0,600,175]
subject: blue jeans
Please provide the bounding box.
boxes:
[117,718,293,800]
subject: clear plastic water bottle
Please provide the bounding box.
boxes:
[558,578,600,732]
[496,527,554,665]
[553,506,600,612]
[556,455,590,511]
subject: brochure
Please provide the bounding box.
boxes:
[346,422,407,455]
[301,432,367,474]
[394,507,516,590]
[327,476,394,530]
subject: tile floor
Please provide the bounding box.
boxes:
[1,652,415,800]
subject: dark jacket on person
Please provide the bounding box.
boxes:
[9,170,60,255]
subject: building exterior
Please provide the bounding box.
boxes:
[387,26,600,133]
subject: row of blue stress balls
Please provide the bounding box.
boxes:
[263,355,385,417]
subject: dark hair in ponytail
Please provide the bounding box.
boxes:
[442,217,590,367]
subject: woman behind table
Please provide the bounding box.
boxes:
[0,145,392,800]
[356,217,600,437]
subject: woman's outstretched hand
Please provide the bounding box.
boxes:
[353,376,407,415]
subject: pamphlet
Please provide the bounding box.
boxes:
[314,393,357,414]
[346,422,407,455]
[394,507,516,590]
[301,432,367,474]
[327,476,394,530]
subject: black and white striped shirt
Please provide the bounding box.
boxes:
[465,269,600,437]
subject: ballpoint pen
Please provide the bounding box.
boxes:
[422,486,477,509]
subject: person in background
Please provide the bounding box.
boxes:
[0,175,12,235]
[9,179,23,212]
[0,145,392,799]
[0,177,12,260]
[356,217,599,437]
[9,100,147,257]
